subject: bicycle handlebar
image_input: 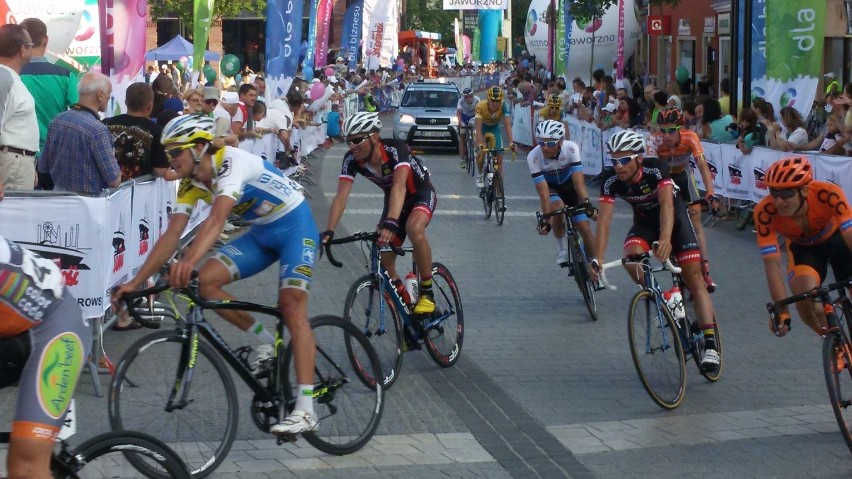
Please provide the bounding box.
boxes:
[322,231,406,268]
[595,242,681,291]
[537,202,597,222]
[766,277,852,323]
[114,267,191,328]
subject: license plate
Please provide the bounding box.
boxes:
[420,131,448,138]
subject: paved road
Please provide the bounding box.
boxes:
[3,125,852,478]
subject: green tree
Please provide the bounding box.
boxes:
[404,0,459,42]
[148,0,267,34]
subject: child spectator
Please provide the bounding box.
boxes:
[326,104,343,142]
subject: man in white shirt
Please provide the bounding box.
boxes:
[0,24,37,194]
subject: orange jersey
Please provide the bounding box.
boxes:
[645,130,704,174]
[754,181,852,257]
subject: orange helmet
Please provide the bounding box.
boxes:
[764,156,813,189]
[658,106,683,126]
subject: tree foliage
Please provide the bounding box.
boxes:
[404,0,459,43]
[148,0,267,34]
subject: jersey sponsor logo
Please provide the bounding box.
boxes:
[760,245,778,256]
[293,264,312,278]
[177,179,194,197]
[841,219,852,231]
[285,278,308,289]
[258,173,298,196]
[303,238,316,248]
[217,157,232,177]
[37,332,83,419]
[302,247,315,264]
[231,198,256,217]
[221,245,243,257]
[253,200,275,217]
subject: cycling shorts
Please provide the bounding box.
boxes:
[211,201,319,291]
[8,293,90,443]
[624,206,702,265]
[460,113,475,127]
[381,184,437,248]
[786,230,852,284]
[670,169,702,204]
[481,124,503,149]
[547,181,588,223]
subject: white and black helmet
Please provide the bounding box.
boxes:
[606,129,645,154]
[343,112,382,137]
[535,120,565,141]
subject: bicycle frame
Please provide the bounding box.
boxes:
[636,260,680,355]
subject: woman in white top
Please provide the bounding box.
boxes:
[767,106,808,151]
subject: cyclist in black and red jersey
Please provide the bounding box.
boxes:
[323,112,438,316]
[0,234,91,479]
[589,130,721,372]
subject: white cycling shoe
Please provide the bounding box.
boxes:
[270,410,319,435]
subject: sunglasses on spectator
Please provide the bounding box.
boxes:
[538,140,559,148]
[660,127,681,134]
[609,154,640,166]
[205,99,218,105]
[769,187,798,199]
[347,135,370,146]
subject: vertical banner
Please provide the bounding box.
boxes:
[105,0,148,116]
[763,0,825,118]
[303,0,319,80]
[193,0,215,84]
[562,0,573,72]
[314,0,334,69]
[471,24,480,62]
[363,0,397,70]
[546,0,555,71]
[478,10,500,63]
[454,18,463,65]
[97,0,114,75]
[341,0,364,70]
[615,0,625,81]
[266,0,304,99]
[0,0,14,25]
[554,1,565,77]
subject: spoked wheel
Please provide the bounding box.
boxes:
[481,178,493,219]
[284,315,384,455]
[343,274,404,389]
[465,134,476,176]
[57,430,191,479]
[493,170,506,225]
[627,290,686,410]
[108,330,237,479]
[571,239,598,321]
[823,329,852,453]
[421,263,464,367]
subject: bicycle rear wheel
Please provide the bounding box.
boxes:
[627,290,686,410]
[343,273,404,389]
[422,263,464,367]
[466,134,476,176]
[493,170,506,225]
[108,330,238,479]
[570,237,598,321]
[284,315,384,455]
[56,430,190,479]
[823,327,852,453]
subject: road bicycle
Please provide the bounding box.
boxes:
[478,145,507,225]
[461,119,476,177]
[110,273,384,478]
[0,333,190,478]
[537,203,600,321]
[599,248,722,409]
[769,277,852,453]
[324,231,464,389]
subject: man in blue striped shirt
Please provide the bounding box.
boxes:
[39,72,120,196]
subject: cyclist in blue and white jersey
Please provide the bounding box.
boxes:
[111,114,320,436]
[527,120,597,266]
[456,87,480,167]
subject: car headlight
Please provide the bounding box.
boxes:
[450,117,459,126]
[398,114,415,124]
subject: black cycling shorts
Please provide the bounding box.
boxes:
[671,169,702,204]
[381,184,437,247]
[624,205,702,264]
[787,230,852,284]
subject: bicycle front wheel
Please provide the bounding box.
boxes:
[570,237,598,321]
[343,273,404,389]
[108,330,238,479]
[57,430,190,479]
[466,134,476,176]
[493,170,506,225]
[627,290,686,410]
[284,315,384,455]
[823,331,852,453]
[422,263,464,367]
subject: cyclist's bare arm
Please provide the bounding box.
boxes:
[693,153,715,197]
[475,117,484,146]
[535,181,551,216]
[655,183,675,261]
[762,255,790,315]
[180,196,235,267]
[502,115,514,146]
[593,200,615,267]
[386,168,409,222]
[325,179,354,234]
[571,170,591,203]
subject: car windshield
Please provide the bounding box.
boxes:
[402,90,459,108]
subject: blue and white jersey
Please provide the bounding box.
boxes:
[526,140,583,186]
[175,146,304,225]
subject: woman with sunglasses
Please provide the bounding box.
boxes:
[754,156,852,337]
[527,120,596,267]
[323,112,438,317]
[590,130,721,374]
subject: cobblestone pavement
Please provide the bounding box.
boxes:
[3,125,852,478]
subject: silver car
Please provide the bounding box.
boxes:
[393,82,461,149]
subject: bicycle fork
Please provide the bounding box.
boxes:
[165,329,201,412]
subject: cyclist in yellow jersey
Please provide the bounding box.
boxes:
[474,86,514,189]
[539,94,563,121]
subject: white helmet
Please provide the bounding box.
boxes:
[343,112,382,137]
[535,120,565,141]
[161,114,215,149]
[606,130,645,154]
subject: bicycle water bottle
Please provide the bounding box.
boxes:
[662,286,685,321]
[393,279,412,305]
[404,272,419,304]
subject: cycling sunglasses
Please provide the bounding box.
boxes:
[538,140,559,148]
[347,135,370,146]
[769,187,799,200]
[166,147,189,159]
[660,127,681,134]
[609,154,640,166]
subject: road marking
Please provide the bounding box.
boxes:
[548,404,839,455]
[325,192,603,201]
[341,208,632,219]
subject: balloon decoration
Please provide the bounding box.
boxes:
[309,81,326,100]
[324,67,335,77]
[235,73,243,84]
[221,54,240,77]
[178,56,189,71]
[174,60,184,72]
[675,66,689,84]
[203,64,216,83]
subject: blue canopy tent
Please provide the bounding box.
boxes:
[144,35,220,61]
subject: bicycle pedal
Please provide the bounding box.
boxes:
[275,434,299,444]
[498,205,506,213]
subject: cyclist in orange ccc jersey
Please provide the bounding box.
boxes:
[754,156,852,336]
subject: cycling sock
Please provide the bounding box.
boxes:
[295,384,314,414]
[419,277,433,297]
[556,237,565,251]
[703,331,716,350]
[250,319,275,344]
